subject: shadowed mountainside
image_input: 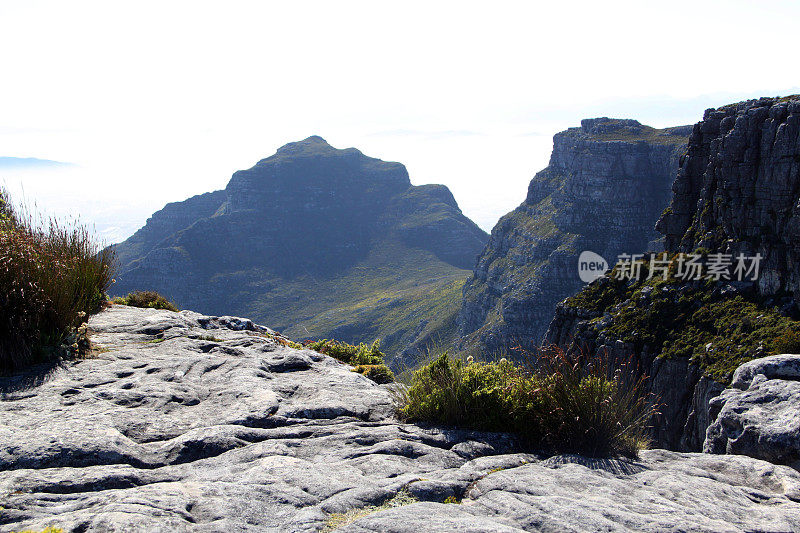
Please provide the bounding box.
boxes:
[454,119,690,357]
[546,96,800,451]
[110,136,488,364]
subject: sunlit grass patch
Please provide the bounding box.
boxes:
[323,490,417,531]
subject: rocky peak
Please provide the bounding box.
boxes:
[456,119,688,355]
[274,134,338,154]
[656,95,800,296]
[545,95,800,452]
[225,136,411,215]
[110,138,487,358]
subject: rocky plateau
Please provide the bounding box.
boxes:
[2,305,800,532]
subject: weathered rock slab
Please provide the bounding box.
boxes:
[704,354,800,468]
[2,306,799,532]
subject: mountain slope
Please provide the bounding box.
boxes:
[456,119,690,357]
[545,96,800,450]
[110,136,488,363]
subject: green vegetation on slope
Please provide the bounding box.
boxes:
[0,189,115,372]
[399,346,655,458]
[307,339,394,384]
[458,167,580,355]
[567,121,691,145]
[231,241,470,365]
[113,290,179,312]
[565,265,800,382]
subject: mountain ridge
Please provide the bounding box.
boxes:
[453,118,690,357]
[110,136,488,362]
[545,96,800,451]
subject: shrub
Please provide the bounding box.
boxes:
[352,364,395,384]
[323,490,417,532]
[400,352,540,433]
[773,328,800,354]
[399,346,656,458]
[307,339,385,365]
[113,290,178,312]
[307,339,394,383]
[0,188,115,372]
[528,346,655,457]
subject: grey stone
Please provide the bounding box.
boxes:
[2,306,799,532]
[704,354,800,467]
[341,451,800,533]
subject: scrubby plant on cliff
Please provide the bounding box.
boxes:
[113,290,178,312]
[565,263,800,383]
[307,339,394,383]
[399,346,655,457]
[0,188,115,372]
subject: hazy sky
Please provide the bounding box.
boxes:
[1,0,799,243]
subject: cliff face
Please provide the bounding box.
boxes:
[545,96,800,451]
[457,119,689,355]
[111,136,488,362]
[657,96,800,297]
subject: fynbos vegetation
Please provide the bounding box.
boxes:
[399,346,656,457]
[0,189,115,372]
[113,290,178,312]
[307,339,395,384]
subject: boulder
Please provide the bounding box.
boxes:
[704,354,800,468]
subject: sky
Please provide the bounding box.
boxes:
[1,0,799,244]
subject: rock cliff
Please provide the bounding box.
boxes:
[457,119,689,356]
[2,305,799,532]
[657,96,800,297]
[545,96,800,451]
[110,137,488,363]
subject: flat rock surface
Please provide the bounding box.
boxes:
[2,306,800,532]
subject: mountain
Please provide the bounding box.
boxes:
[110,136,488,363]
[545,96,800,450]
[0,156,74,170]
[455,118,690,357]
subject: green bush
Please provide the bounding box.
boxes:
[399,346,655,458]
[113,290,178,312]
[352,363,395,384]
[400,352,540,433]
[306,339,385,365]
[0,188,115,372]
[307,339,394,383]
[773,329,800,354]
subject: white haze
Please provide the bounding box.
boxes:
[1,0,799,243]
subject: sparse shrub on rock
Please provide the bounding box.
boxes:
[113,290,178,312]
[773,329,800,354]
[352,363,395,384]
[0,188,115,372]
[307,339,394,383]
[399,345,655,458]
